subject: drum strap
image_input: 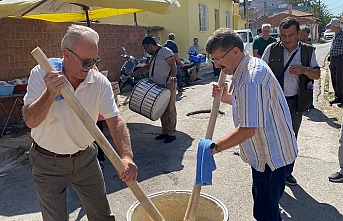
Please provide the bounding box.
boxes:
[150,46,172,86]
[150,46,162,78]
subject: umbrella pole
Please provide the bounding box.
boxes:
[134,13,137,26]
[84,7,90,27]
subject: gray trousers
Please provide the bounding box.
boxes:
[29,143,115,221]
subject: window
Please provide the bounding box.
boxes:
[199,4,208,31]
[226,11,231,28]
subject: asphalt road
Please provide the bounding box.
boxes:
[1,42,342,221]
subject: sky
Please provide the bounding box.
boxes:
[240,0,343,16]
[321,0,343,16]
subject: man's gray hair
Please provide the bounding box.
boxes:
[262,23,271,29]
[206,28,243,54]
[61,24,99,51]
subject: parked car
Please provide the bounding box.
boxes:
[234,29,254,55]
[323,29,335,40]
[270,33,280,41]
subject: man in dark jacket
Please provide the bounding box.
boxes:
[261,17,320,186]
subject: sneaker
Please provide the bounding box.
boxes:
[155,134,168,140]
[163,135,176,143]
[328,172,343,182]
[286,175,297,186]
[99,161,104,169]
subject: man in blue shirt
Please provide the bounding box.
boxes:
[164,33,185,92]
[188,37,201,73]
[207,28,298,221]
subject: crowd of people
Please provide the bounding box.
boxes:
[22,16,343,220]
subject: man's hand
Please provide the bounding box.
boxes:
[43,71,66,98]
[170,76,177,83]
[288,65,304,75]
[212,82,232,104]
[120,156,138,182]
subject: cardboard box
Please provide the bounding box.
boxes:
[111,82,120,106]
[111,82,120,96]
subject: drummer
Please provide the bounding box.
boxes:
[131,36,177,143]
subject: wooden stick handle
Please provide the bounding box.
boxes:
[184,71,227,221]
[31,47,165,221]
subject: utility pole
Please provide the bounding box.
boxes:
[244,0,249,29]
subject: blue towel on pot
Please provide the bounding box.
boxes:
[196,139,217,186]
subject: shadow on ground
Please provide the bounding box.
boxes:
[0,123,193,219]
[303,108,340,129]
[280,185,343,221]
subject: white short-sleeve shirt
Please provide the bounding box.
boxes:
[24,63,120,154]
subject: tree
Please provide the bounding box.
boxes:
[288,0,334,32]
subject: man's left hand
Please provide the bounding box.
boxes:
[288,65,304,75]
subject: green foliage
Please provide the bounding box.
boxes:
[288,0,334,31]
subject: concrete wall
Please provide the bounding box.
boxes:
[0,17,145,124]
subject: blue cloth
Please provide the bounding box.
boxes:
[48,58,64,101]
[196,139,216,186]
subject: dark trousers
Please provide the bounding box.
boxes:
[252,164,286,221]
[212,61,220,77]
[176,63,183,89]
[285,95,302,176]
[96,121,105,162]
[330,56,343,101]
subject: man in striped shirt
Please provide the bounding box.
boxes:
[207,28,298,221]
[327,18,343,106]
[327,18,343,182]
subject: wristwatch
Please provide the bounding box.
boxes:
[210,142,220,153]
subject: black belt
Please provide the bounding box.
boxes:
[32,141,85,158]
[286,95,298,100]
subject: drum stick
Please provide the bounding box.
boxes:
[184,71,227,221]
[31,47,165,221]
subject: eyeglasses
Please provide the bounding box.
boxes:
[210,47,234,64]
[67,48,101,68]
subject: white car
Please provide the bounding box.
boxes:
[234,29,254,55]
[270,33,280,42]
[323,29,335,40]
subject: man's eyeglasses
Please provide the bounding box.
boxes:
[67,48,101,68]
[210,47,234,64]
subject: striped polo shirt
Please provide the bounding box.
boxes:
[231,54,298,172]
